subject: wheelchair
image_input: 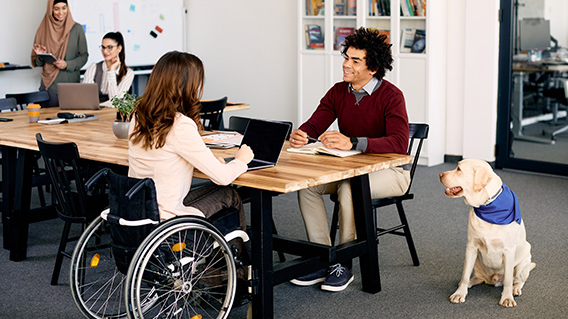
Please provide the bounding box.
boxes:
[69,169,250,319]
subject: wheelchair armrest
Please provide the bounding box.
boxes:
[85,168,111,191]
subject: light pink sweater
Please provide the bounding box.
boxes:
[128,113,247,220]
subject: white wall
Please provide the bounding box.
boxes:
[185,0,297,125]
[0,0,44,95]
[1,0,500,163]
[462,0,500,161]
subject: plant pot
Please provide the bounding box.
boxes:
[112,121,130,139]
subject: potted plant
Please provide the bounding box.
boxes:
[111,92,137,139]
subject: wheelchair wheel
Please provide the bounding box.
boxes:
[70,216,128,319]
[125,217,237,319]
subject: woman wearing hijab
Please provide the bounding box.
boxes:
[31,0,88,107]
[82,32,134,105]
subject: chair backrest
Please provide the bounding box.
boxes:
[200,96,228,131]
[406,123,429,192]
[6,91,50,110]
[36,133,93,222]
[0,97,18,111]
[228,115,294,139]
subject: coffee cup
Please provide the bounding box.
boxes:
[27,104,41,123]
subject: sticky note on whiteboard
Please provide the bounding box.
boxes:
[155,26,163,33]
[149,30,157,38]
[130,4,135,12]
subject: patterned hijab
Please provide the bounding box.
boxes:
[31,0,76,89]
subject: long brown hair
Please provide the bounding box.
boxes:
[130,51,204,149]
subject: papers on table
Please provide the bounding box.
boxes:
[202,131,243,148]
[287,142,361,158]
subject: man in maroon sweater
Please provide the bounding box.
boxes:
[289,28,410,292]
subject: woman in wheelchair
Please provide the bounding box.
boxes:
[128,50,254,226]
[70,51,254,319]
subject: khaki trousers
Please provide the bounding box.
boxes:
[297,167,410,246]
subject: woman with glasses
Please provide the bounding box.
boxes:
[31,0,88,107]
[83,32,134,105]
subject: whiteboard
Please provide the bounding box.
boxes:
[68,0,185,69]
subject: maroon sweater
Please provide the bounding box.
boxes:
[299,80,409,154]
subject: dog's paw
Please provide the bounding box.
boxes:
[513,286,523,296]
[499,296,517,308]
[449,292,467,304]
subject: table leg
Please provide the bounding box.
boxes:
[249,188,274,319]
[8,149,34,261]
[350,174,381,293]
[2,146,16,250]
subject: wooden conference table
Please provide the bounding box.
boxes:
[0,107,411,319]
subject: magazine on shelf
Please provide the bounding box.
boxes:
[335,27,354,50]
[400,28,416,53]
[305,24,324,49]
[410,29,426,53]
[287,142,361,158]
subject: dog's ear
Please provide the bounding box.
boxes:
[473,165,491,193]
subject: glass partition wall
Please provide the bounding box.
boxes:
[496,0,568,176]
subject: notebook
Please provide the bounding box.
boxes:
[57,83,101,110]
[226,119,291,171]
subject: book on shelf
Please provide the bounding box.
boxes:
[305,24,324,49]
[379,29,390,43]
[307,0,324,16]
[410,29,426,53]
[287,142,362,158]
[335,0,346,16]
[400,28,416,53]
[400,0,414,17]
[347,0,357,16]
[335,27,355,50]
[370,0,390,16]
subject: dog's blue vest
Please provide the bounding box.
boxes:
[473,184,522,225]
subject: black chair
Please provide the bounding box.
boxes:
[0,97,18,111]
[329,123,429,267]
[36,133,108,285]
[200,97,228,131]
[5,90,50,110]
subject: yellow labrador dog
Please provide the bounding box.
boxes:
[439,159,535,308]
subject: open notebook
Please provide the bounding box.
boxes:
[287,142,361,158]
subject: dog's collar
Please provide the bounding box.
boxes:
[483,187,503,206]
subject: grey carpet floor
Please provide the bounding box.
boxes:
[1,162,567,318]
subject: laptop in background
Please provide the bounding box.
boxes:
[226,119,291,171]
[57,83,101,110]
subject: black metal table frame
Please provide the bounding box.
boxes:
[2,145,382,318]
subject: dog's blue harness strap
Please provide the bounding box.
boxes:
[474,184,522,225]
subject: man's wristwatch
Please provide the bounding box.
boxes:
[350,137,358,150]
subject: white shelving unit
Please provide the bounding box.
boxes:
[297,0,446,166]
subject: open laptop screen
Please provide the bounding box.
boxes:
[240,119,291,169]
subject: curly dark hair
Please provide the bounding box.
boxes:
[341,27,392,80]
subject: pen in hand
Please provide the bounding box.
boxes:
[307,136,318,143]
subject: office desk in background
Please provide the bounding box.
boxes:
[0,107,411,319]
[512,61,568,144]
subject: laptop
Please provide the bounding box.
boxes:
[57,83,101,110]
[226,119,291,171]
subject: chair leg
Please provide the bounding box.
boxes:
[51,221,72,285]
[395,202,420,266]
